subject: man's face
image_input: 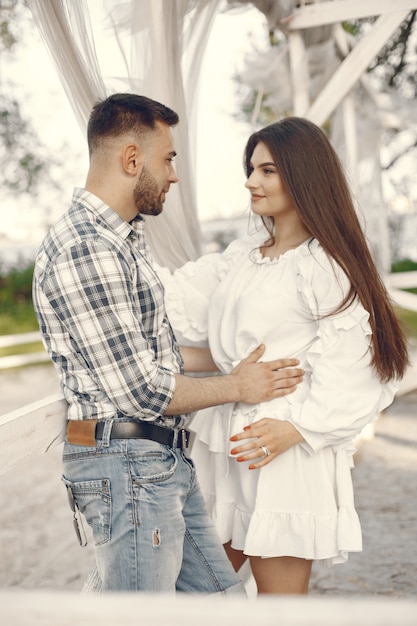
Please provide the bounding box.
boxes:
[134,122,178,216]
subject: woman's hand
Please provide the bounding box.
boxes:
[230,418,305,470]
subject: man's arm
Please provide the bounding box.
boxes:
[165,344,303,415]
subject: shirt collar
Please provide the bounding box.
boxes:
[130,215,152,256]
[73,187,144,242]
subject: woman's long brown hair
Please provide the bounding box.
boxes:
[244,117,409,382]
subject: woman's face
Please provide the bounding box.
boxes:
[245,142,296,221]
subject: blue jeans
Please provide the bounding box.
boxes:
[62,420,244,594]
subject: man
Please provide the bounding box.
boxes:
[32,93,302,593]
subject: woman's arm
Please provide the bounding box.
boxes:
[179,346,219,373]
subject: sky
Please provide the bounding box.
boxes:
[0,3,266,246]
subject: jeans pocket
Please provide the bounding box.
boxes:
[62,476,111,546]
[130,445,177,484]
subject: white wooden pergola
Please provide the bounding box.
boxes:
[283,0,417,310]
[288,0,415,123]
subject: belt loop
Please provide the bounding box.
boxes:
[174,428,189,451]
[171,428,178,449]
[100,419,114,448]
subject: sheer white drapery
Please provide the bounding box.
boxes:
[27,0,221,269]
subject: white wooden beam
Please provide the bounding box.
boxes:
[0,352,50,370]
[287,0,417,30]
[389,288,417,312]
[0,393,67,476]
[0,331,42,349]
[388,271,417,288]
[306,11,410,126]
[341,95,358,190]
[0,591,417,625]
[288,30,310,115]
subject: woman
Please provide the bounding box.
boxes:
[159,117,409,595]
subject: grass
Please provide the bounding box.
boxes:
[396,308,417,341]
[0,302,38,335]
[0,302,42,359]
[0,341,45,358]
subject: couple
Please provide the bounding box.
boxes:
[32,93,408,596]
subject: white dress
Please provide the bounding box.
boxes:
[157,234,397,566]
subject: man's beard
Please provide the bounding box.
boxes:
[134,166,164,216]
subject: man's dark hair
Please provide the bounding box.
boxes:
[87,93,179,152]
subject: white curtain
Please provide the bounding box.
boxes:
[27,0,222,270]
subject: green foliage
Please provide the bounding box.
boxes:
[0,261,38,334]
[0,0,53,196]
[0,92,48,197]
[369,11,417,98]
[391,259,417,273]
[341,21,361,36]
[0,0,19,50]
[397,307,417,339]
[0,301,38,335]
[0,261,34,305]
[238,86,280,127]
[0,339,44,358]
[388,260,417,338]
[391,259,417,296]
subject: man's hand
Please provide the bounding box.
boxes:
[230,417,305,470]
[166,345,303,416]
[231,344,303,404]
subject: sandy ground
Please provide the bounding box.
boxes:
[0,363,416,596]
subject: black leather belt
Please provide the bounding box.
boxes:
[95,421,190,450]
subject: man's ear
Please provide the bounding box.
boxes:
[123,144,144,176]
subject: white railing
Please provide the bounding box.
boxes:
[386,271,417,312]
[0,330,48,370]
[0,590,415,625]
[0,392,66,476]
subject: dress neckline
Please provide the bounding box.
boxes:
[251,237,314,265]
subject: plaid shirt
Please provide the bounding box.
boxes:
[33,188,185,428]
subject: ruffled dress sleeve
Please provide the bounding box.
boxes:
[155,238,251,344]
[286,241,398,455]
